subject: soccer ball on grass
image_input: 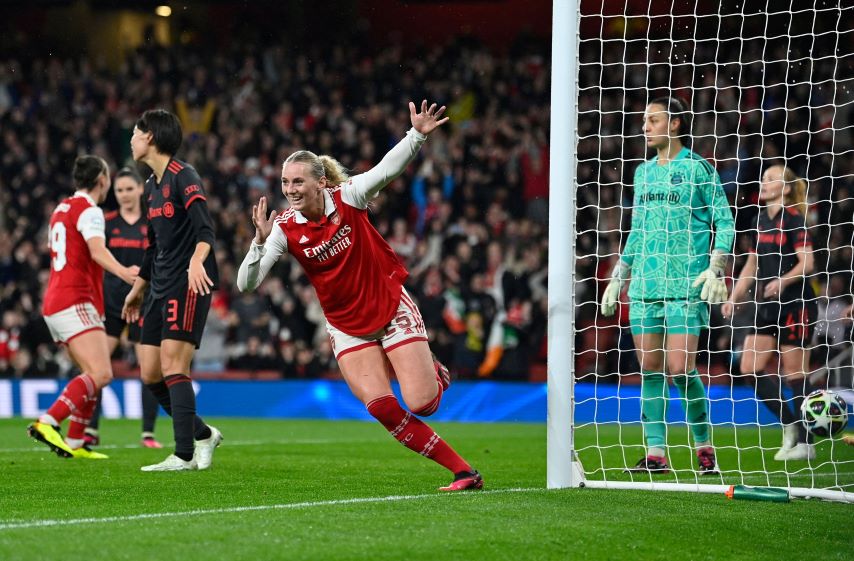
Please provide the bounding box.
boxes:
[800,389,849,438]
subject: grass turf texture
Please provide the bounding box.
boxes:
[0,418,851,561]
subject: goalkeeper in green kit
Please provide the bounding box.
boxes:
[601,97,734,474]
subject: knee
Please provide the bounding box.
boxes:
[90,371,113,389]
[409,391,441,417]
[666,361,689,378]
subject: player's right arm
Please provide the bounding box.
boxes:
[123,209,156,323]
[237,196,287,292]
[722,252,756,319]
[601,168,643,316]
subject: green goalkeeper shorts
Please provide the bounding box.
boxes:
[629,299,709,336]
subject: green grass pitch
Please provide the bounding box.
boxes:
[0,418,851,561]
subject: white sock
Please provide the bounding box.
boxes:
[66,437,84,449]
[648,447,666,458]
[38,414,59,426]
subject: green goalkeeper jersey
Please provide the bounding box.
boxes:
[622,147,734,301]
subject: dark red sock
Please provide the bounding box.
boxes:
[46,374,98,424]
[67,394,99,440]
[367,394,470,474]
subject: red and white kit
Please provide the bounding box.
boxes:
[42,191,106,343]
[238,127,428,355]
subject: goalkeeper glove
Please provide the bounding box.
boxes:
[692,250,728,304]
[601,259,630,317]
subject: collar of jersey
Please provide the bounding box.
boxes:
[648,146,690,166]
[73,190,97,205]
[292,189,336,224]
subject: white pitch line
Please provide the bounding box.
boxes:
[0,487,540,531]
[0,438,380,454]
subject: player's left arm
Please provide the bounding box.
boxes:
[692,166,734,303]
[343,100,447,208]
[179,170,216,295]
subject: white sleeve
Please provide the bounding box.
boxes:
[341,127,426,209]
[237,224,288,292]
[77,206,105,241]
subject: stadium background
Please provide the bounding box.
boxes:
[0,0,850,416]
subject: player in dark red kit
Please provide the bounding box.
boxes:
[27,155,139,459]
[238,101,482,491]
[85,167,163,449]
[723,164,817,461]
[123,109,222,471]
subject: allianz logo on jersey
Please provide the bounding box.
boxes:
[640,192,681,204]
[302,224,353,262]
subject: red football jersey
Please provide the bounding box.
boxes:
[280,187,408,335]
[43,192,106,316]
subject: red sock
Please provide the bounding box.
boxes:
[67,394,99,441]
[45,374,98,425]
[367,394,470,474]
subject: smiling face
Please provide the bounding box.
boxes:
[643,103,679,151]
[759,165,788,204]
[114,175,143,212]
[281,162,326,218]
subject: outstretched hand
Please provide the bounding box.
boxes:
[252,196,277,245]
[410,100,449,135]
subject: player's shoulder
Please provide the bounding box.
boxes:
[683,151,717,176]
[104,210,119,222]
[783,207,806,225]
[168,159,201,181]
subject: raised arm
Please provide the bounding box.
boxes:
[237,197,287,292]
[344,100,448,208]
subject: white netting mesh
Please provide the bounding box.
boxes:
[575,1,854,497]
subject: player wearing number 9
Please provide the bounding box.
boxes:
[27,155,139,460]
[237,101,482,492]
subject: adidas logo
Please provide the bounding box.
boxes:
[299,235,309,244]
[169,324,180,331]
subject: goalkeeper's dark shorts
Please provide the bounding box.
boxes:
[752,300,817,347]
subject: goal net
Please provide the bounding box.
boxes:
[569,0,854,501]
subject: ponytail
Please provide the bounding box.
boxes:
[317,155,349,186]
[780,166,808,216]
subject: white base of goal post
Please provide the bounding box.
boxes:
[579,480,854,503]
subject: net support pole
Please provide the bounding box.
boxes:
[547,0,581,489]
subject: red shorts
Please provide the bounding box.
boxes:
[326,288,428,360]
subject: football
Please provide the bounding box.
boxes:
[801,389,849,438]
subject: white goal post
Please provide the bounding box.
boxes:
[547,0,854,503]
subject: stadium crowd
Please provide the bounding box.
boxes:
[0,31,550,381]
[0,14,851,384]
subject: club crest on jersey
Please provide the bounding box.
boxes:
[670,173,684,185]
[330,212,340,225]
[162,184,171,198]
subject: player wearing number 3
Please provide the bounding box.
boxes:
[601,97,735,474]
[238,101,482,491]
[27,156,139,459]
